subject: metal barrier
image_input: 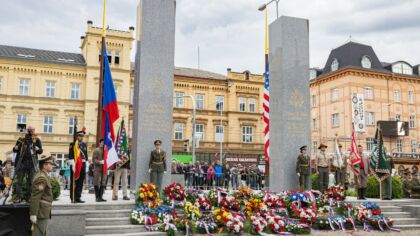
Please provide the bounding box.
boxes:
[178,172,267,190]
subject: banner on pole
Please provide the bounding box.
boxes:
[351,94,366,132]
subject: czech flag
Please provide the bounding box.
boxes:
[102,44,120,173]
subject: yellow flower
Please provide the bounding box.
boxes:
[148,193,153,198]
[216,215,221,220]
[139,193,144,198]
[223,212,228,218]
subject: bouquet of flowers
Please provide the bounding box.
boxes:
[226,212,245,235]
[195,220,218,234]
[196,195,212,212]
[325,185,345,201]
[244,197,262,217]
[285,222,311,234]
[250,214,268,235]
[185,188,202,203]
[221,195,241,211]
[290,202,316,224]
[184,201,201,220]
[264,193,286,210]
[208,189,219,207]
[164,182,185,202]
[130,209,146,225]
[213,208,231,227]
[136,183,160,207]
[265,212,286,233]
[233,186,252,201]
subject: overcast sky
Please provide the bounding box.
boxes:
[1,0,419,75]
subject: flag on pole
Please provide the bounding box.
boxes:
[102,44,120,172]
[73,139,83,180]
[350,131,361,176]
[115,119,129,167]
[370,127,390,181]
[263,8,270,162]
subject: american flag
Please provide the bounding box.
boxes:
[263,9,270,162]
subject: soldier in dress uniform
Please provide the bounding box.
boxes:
[355,145,370,200]
[69,131,88,203]
[381,155,394,200]
[315,144,331,193]
[296,146,311,190]
[149,140,167,194]
[93,139,107,202]
[29,156,54,236]
[13,125,43,202]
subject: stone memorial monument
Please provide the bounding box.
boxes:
[269,16,310,192]
[131,0,176,189]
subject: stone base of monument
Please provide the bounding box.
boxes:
[49,190,165,236]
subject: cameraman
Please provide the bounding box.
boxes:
[13,125,43,203]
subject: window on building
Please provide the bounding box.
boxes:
[242,126,253,143]
[361,56,372,69]
[106,49,112,63]
[215,125,224,142]
[331,88,339,102]
[248,98,256,112]
[19,79,29,96]
[332,113,340,127]
[408,90,414,104]
[51,153,68,170]
[45,81,56,97]
[394,90,401,102]
[115,50,120,65]
[312,95,317,107]
[43,116,53,133]
[366,138,374,152]
[71,83,80,99]
[0,77,3,93]
[130,88,134,105]
[396,114,401,121]
[196,94,204,110]
[195,124,204,141]
[239,97,246,112]
[410,115,416,128]
[17,114,27,132]
[312,141,318,154]
[216,96,224,111]
[364,86,373,99]
[331,58,339,72]
[392,62,413,75]
[68,116,76,135]
[312,118,318,130]
[397,139,403,153]
[174,123,184,140]
[175,92,184,108]
[411,140,417,153]
[366,112,375,125]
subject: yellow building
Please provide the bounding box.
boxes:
[310,41,420,173]
[0,22,264,165]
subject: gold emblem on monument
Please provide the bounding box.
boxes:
[289,89,305,107]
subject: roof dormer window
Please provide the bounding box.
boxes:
[392,62,413,75]
[331,58,339,72]
[361,55,372,69]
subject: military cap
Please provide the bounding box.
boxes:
[76,130,85,137]
[154,140,162,145]
[318,144,328,149]
[300,146,307,151]
[39,155,54,165]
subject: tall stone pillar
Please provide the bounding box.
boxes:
[269,16,310,192]
[131,0,176,190]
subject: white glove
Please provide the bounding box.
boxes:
[68,160,74,170]
[99,160,104,164]
[35,146,40,151]
[30,215,37,224]
[148,169,151,173]
[297,173,300,177]
[14,145,19,151]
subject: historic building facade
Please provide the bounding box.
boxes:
[310,41,420,173]
[0,22,264,165]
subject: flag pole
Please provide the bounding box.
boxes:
[72,117,78,204]
[264,6,270,185]
[96,0,106,147]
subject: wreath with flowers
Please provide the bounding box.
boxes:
[290,202,316,224]
[184,201,201,220]
[244,197,263,217]
[136,183,160,207]
[195,195,213,212]
[164,182,186,202]
[325,185,346,201]
[265,212,286,233]
[250,213,268,235]
[226,212,245,235]
[221,195,241,211]
[213,208,231,227]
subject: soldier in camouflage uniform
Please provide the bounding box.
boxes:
[381,155,394,200]
[402,169,412,198]
[149,140,167,194]
[296,146,311,190]
[29,156,54,236]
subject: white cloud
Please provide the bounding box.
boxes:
[0,0,419,75]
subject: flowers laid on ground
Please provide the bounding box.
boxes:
[130,182,397,235]
[164,182,185,203]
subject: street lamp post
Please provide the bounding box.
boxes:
[258,0,281,18]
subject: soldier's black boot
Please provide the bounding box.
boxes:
[99,186,107,202]
[94,186,100,202]
[357,188,362,200]
[360,188,366,200]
